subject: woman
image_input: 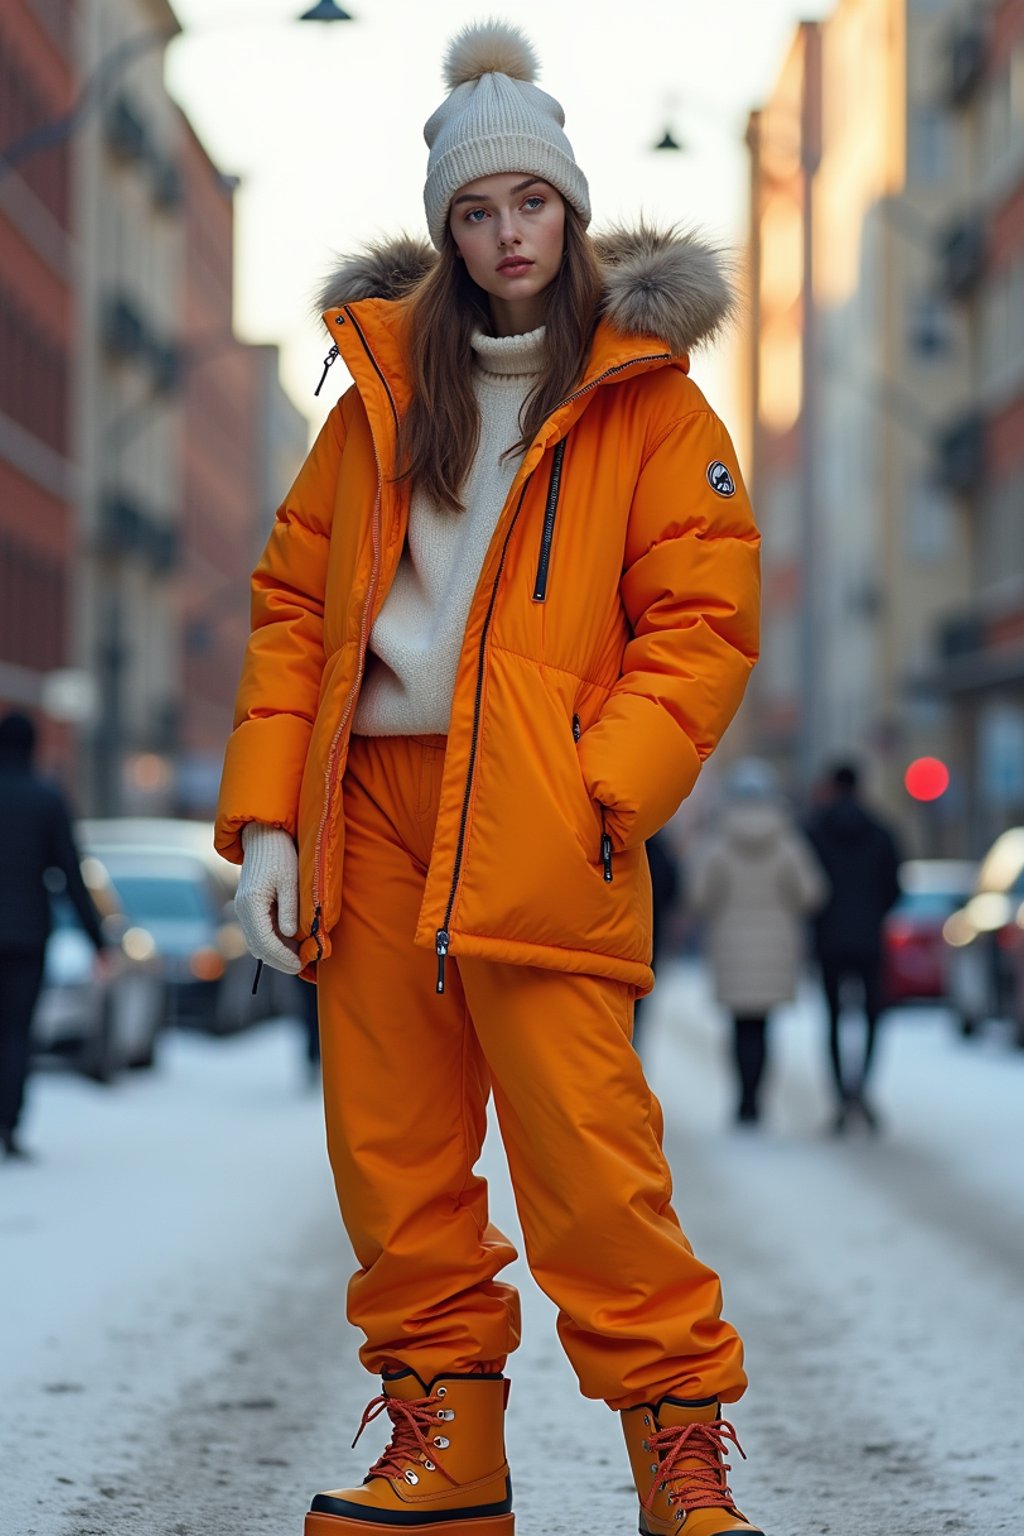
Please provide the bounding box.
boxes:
[215,23,762,1536]
[690,759,828,1125]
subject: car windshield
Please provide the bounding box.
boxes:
[108,874,212,923]
[893,891,964,917]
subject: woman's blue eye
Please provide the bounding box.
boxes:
[523,196,544,210]
[466,208,487,222]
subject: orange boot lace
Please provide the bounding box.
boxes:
[642,1419,746,1517]
[351,1391,459,1487]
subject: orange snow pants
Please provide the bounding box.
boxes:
[316,733,746,1411]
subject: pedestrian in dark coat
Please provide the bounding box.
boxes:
[805,761,902,1131]
[0,712,106,1159]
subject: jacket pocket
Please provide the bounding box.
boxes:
[573,711,613,882]
[532,439,566,603]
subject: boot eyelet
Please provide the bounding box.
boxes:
[643,1415,652,1428]
[404,1470,419,1485]
[649,1464,658,1474]
[434,1436,449,1448]
[424,1461,435,1472]
[436,1386,447,1397]
[642,1439,649,1451]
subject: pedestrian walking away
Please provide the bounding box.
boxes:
[0,712,107,1160]
[690,759,828,1126]
[215,21,762,1536]
[806,761,902,1132]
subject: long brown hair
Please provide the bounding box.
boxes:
[396,203,603,513]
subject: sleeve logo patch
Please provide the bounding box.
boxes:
[706,460,736,497]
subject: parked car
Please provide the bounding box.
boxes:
[881,859,976,1006]
[32,857,165,1081]
[79,818,299,1027]
[943,827,1024,1047]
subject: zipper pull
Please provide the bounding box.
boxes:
[311,905,324,960]
[435,928,451,994]
[601,832,614,883]
[572,713,582,743]
[314,343,339,397]
[251,958,263,996]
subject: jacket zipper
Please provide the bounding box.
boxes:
[314,344,339,397]
[557,351,671,414]
[572,712,613,881]
[433,357,670,984]
[600,810,614,882]
[310,310,399,956]
[532,438,566,602]
[435,478,532,993]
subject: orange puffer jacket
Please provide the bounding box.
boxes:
[214,227,760,994]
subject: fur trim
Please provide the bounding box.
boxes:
[317,225,735,354]
[443,21,539,89]
[593,223,737,356]
[315,234,436,316]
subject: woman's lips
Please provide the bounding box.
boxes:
[497,259,534,274]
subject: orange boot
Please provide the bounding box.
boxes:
[306,1370,513,1536]
[621,1396,763,1536]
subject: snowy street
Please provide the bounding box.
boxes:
[2,960,1022,1536]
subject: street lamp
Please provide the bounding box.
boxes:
[300,1,356,18]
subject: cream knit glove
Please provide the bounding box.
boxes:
[236,823,303,974]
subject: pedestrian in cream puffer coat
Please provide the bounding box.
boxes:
[691,759,828,1122]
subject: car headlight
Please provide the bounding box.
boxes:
[122,926,156,962]
[215,923,249,962]
[943,911,977,948]
[964,892,1012,933]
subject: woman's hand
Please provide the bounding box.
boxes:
[236,824,303,974]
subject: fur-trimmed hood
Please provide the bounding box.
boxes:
[316,225,736,357]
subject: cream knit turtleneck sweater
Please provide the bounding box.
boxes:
[352,324,546,737]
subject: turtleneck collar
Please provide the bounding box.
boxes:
[471,325,547,379]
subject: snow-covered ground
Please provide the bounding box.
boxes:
[2,961,1022,1535]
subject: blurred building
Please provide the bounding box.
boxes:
[74,0,185,816]
[0,0,78,780]
[175,119,257,820]
[745,0,979,852]
[177,116,306,819]
[0,0,308,816]
[935,0,1024,847]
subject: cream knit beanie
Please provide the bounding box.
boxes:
[423,20,591,251]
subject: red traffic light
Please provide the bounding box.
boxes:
[904,756,950,802]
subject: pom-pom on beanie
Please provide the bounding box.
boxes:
[423,19,591,250]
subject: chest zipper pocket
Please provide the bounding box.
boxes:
[532,439,566,603]
[573,712,613,882]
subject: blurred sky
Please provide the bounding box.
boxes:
[166,0,833,425]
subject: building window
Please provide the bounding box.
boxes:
[907,105,952,185]
[980,255,1024,391]
[984,64,1012,168]
[906,472,955,562]
[0,283,69,454]
[980,467,1024,596]
[0,535,67,672]
[908,294,954,360]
